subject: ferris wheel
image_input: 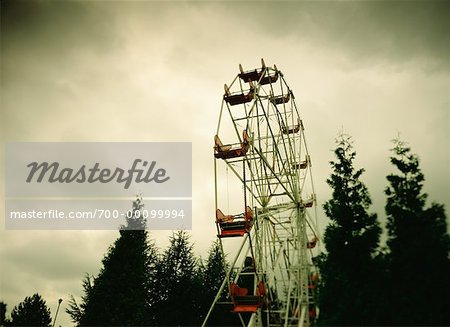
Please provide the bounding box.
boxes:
[202,59,320,327]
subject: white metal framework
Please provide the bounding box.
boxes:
[203,59,320,327]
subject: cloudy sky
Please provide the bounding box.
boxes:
[1,1,449,325]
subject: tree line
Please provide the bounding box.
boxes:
[62,198,235,327]
[318,135,450,326]
[1,134,449,326]
[1,198,234,326]
[1,222,232,326]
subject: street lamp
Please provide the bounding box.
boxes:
[52,299,63,327]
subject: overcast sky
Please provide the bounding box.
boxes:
[1,1,449,325]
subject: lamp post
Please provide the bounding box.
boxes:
[52,299,63,327]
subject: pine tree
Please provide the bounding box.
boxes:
[9,294,51,327]
[65,274,94,325]
[66,197,160,326]
[319,134,382,325]
[1,301,9,326]
[198,240,239,326]
[155,230,202,326]
[202,240,227,306]
[385,139,450,325]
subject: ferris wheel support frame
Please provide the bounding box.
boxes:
[204,60,319,327]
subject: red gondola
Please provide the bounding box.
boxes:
[270,91,291,105]
[259,70,279,85]
[282,121,300,134]
[214,130,250,159]
[224,83,255,106]
[216,206,254,238]
[230,281,266,313]
[303,195,315,208]
[307,237,318,249]
[292,157,310,170]
[239,59,279,85]
[281,124,300,134]
[309,305,317,319]
[308,272,318,290]
[238,59,265,82]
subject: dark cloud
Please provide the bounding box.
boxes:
[1,1,120,51]
[1,1,121,86]
[218,1,450,69]
[4,1,448,79]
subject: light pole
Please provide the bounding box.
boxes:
[52,298,63,327]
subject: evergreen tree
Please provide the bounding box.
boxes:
[385,139,450,325]
[66,197,160,326]
[1,301,9,326]
[155,230,202,326]
[198,240,239,326]
[66,274,94,325]
[319,134,382,325]
[202,240,227,307]
[9,293,51,327]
